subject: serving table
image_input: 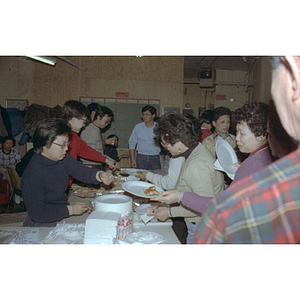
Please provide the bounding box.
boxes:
[0,190,180,244]
[66,190,180,244]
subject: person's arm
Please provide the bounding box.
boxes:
[74,131,119,170]
[129,149,137,168]
[66,154,114,185]
[181,192,213,214]
[128,126,138,168]
[73,133,107,163]
[145,156,184,190]
[171,160,220,218]
[151,190,213,214]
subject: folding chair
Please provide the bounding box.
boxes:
[0,179,11,213]
[6,166,25,211]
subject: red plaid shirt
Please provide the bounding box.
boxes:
[193,148,300,244]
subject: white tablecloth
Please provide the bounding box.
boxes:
[0,191,180,244]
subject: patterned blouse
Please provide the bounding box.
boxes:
[202,131,236,157]
[0,148,21,172]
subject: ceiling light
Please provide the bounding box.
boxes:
[26,56,56,66]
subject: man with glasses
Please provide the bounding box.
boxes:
[128,105,161,170]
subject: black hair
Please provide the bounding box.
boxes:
[154,112,199,148]
[87,102,101,113]
[2,136,16,147]
[106,134,119,141]
[93,106,114,122]
[61,100,90,122]
[33,117,72,154]
[185,114,202,141]
[213,106,232,122]
[235,102,269,137]
[199,110,214,126]
[142,105,156,115]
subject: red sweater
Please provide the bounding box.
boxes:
[67,132,107,186]
[200,129,212,143]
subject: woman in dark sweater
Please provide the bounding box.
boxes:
[21,117,114,227]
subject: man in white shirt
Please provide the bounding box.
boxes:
[128,105,161,170]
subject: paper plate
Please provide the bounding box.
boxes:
[135,203,160,214]
[120,168,146,175]
[214,139,238,180]
[122,181,164,198]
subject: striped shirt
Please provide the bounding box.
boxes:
[193,148,300,244]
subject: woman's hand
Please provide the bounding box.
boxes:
[152,207,169,222]
[232,162,241,168]
[97,171,114,185]
[120,153,130,159]
[105,158,120,171]
[150,190,181,205]
[135,170,147,181]
[69,203,88,216]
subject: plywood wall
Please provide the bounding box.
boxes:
[0,56,184,113]
[214,70,252,111]
[252,56,272,104]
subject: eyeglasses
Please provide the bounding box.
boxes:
[52,141,71,150]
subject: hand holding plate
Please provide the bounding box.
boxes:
[150,190,181,204]
[135,170,147,181]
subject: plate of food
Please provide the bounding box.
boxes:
[121,181,163,198]
[214,139,238,180]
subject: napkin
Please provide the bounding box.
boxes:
[140,213,154,224]
[84,211,121,244]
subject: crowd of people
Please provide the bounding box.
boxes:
[0,56,299,243]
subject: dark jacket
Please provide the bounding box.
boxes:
[21,153,99,224]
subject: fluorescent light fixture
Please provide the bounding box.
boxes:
[26,56,56,66]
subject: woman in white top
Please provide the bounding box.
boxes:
[136,152,184,190]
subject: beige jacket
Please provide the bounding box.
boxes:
[170,143,224,223]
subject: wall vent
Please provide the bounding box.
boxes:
[198,67,215,87]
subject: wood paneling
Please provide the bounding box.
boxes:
[0,56,184,112]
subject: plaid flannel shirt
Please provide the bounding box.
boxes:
[193,148,300,244]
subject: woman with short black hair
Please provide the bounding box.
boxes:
[202,106,236,156]
[151,112,224,244]
[21,117,114,227]
[153,103,273,226]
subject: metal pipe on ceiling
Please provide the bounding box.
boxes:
[56,56,87,71]
[183,81,253,87]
